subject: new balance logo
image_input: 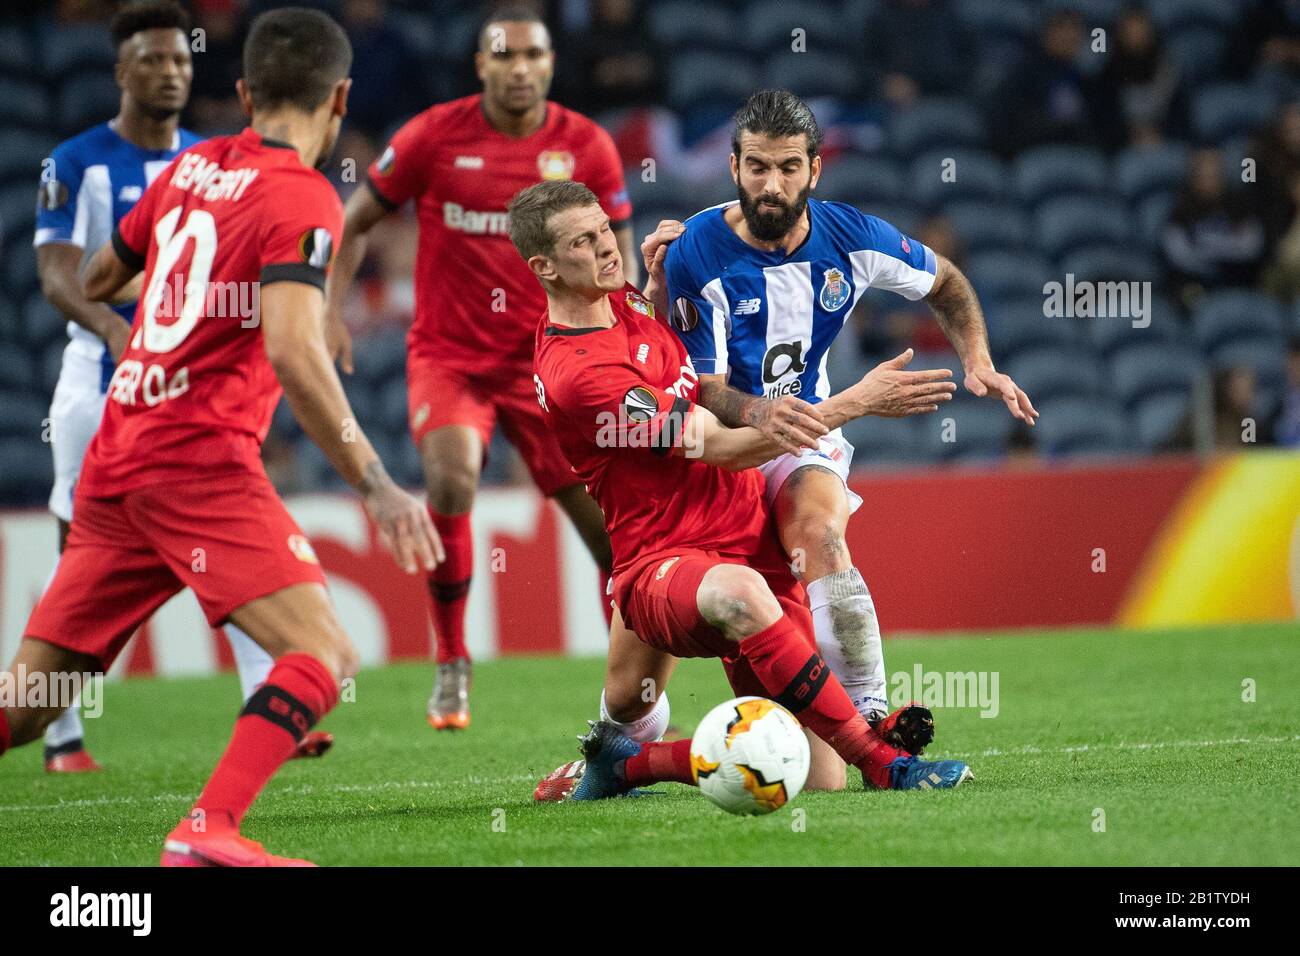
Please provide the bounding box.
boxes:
[734,298,761,315]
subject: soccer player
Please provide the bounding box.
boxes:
[32,0,328,771]
[0,8,441,866]
[323,5,634,730]
[513,179,971,796]
[641,90,1038,773]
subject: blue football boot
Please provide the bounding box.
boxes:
[886,755,974,790]
[569,720,645,800]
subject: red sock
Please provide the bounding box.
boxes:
[0,708,9,756]
[621,739,695,786]
[739,615,904,788]
[190,653,338,830]
[598,568,614,628]
[429,510,472,663]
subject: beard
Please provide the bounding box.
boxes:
[737,180,811,243]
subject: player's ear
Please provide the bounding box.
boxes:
[235,78,254,119]
[474,50,486,83]
[729,152,739,185]
[528,254,556,283]
[114,54,128,92]
[809,154,821,190]
[331,78,352,118]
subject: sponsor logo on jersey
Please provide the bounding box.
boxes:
[621,385,659,423]
[287,534,319,565]
[819,267,851,312]
[537,150,575,181]
[734,298,761,315]
[636,343,649,364]
[655,556,680,580]
[671,297,699,332]
[901,236,911,254]
[37,179,68,211]
[625,290,652,316]
[298,227,334,268]
[376,145,396,175]
[118,185,143,202]
[454,155,484,170]
[443,202,510,235]
[761,341,807,398]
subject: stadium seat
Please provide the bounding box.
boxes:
[1211,338,1289,418]
[1191,290,1287,353]
[666,52,758,115]
[0,436,52,504]
[762,51,862,99]
[956,0,1036,45]
[1191,83,1277,144]
[840,414,924,470]
[1057,246,1161,286]
[1006,348,1107,403]
[41,339,64,394]
[1108,342,1206,408]
[4,240,38,301]
[0,391,50,438]
[942,199,1031,253]
[0,129,55,185]
[987,295,1083,360]
[38,22,115,77]
[1146,0,1239,33]
[816,155,904,206]
[1136,191,1175,248]
[0,180,36,243]
[887,98,987,158]
[852,200,923,236]
[965,250,1054,303]
[350,328,408,385]
[1131,392,1194,450]
[0,77,53,130]
[1035,195,1131,259]
[0,24,33,75]
[0,344,37,392]
[1166,27,1227,80]
[743,0,844,55]
[1031,396,1132,457]
[916,397,1016,462]
[57,71,121,133]
[23,292,65,350]
[908,148,1008,208]
[1115,143,1188,203]
[1013,146,1109,205]
[1043,0,1122,22]
[379,378,410,429]
[646,2,737,51]
[1087,294,1187,357]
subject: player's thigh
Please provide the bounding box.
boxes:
[408,349,493,513]
[773,464,852,577]
[2,638,103,747]
[603,605,677,721]
[46,369,104,525]
[226,582,355,682]
[616,551,734,659]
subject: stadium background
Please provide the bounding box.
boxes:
[0,0,1297,674]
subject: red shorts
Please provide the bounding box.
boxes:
[406,348,577,497]
[25,470,327,671]
[614,545,815,698]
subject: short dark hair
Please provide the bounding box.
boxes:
[508,180,598,260]
[243,7,352,113]
[731,89,823,160]
[111,0,190,50]
[478,4,548,52]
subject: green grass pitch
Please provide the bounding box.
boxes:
[1,622,1296,866]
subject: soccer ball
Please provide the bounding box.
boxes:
[690,696,811,816]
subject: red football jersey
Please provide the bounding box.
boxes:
[80,128,343,496]
[534,286,771,575]
[367,94,632,371]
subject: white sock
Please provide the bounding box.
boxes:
[227,625,275,703]
[599,689,670,743]
[807,568,888,719]
[44,696,84,749]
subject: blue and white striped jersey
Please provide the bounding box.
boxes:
[663,198,937,403]
[34,121,201,387]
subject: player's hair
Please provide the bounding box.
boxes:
[110,0,191,50]
[507,180,599,260]
[243,7,353,113]
[477,4,549,52]
[731,89,823,160]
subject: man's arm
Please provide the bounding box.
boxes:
[685,349,956,470]
[261,280,443,573]
[322,185,390,374]
[926,255,1038,425]
[44,243,132,359]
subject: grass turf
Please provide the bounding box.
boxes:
[0,622,1296,866]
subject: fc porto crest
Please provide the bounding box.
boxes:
[819,266,851,312]
[537,150,575,181]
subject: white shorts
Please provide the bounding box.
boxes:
[757,428,863,515]
[47,344,107,523]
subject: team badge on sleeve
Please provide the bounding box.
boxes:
[819,267,851,312]
[622,385,659,423]
[286,534,319,564]
[298,228,334,268]
[375,145,396,175]
[672,297,700,332]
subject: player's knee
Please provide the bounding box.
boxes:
[699,565,781,638]
[423,459,478,515]
[784,511,848,575]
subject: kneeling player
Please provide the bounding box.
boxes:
[511,180,971,796]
